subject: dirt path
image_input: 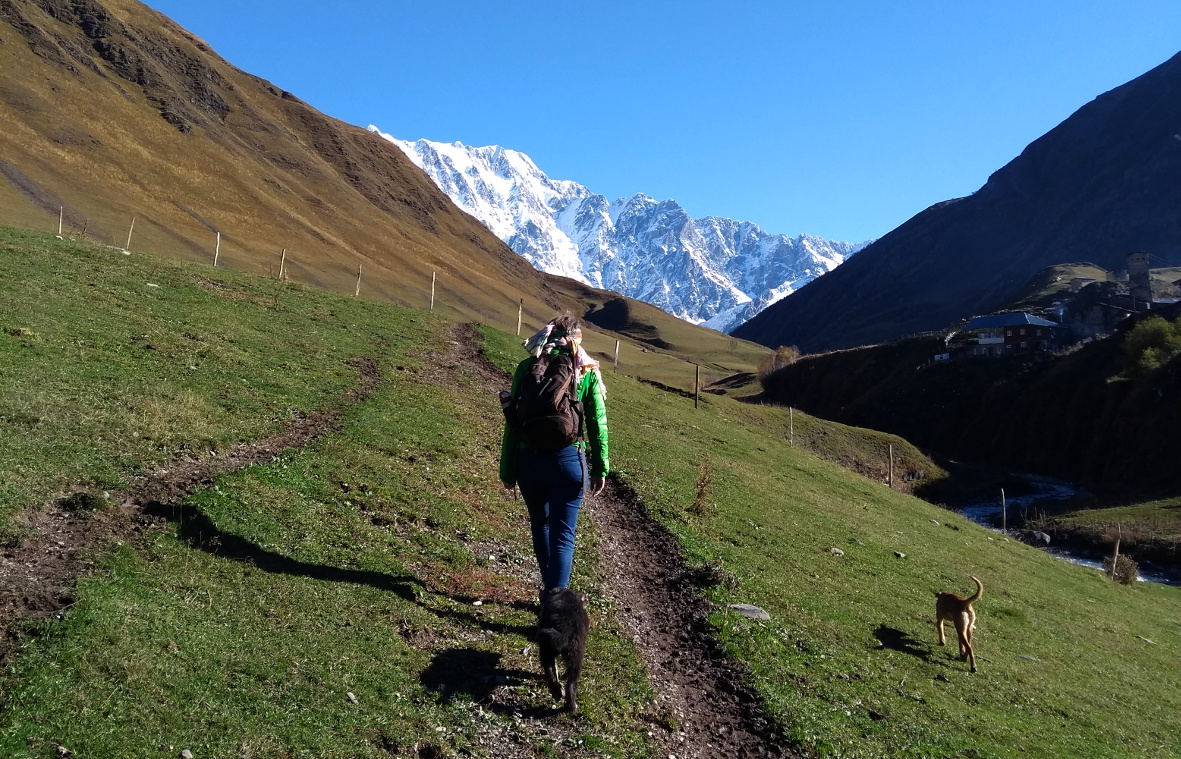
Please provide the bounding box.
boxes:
[0,356,381,662]
[458,325,794,757]
[588,481,793,758]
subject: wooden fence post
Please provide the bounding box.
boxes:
[789,407,794,446]
[279,248,286,280]
[694,364,700,409]
[125,217,135,250]
[517,299,523,336]
[613,339,620,373]
[355,263,362,297]
[888,443,894,489]
[58,207,63,236]
[1111,523,1122,580]
[1001,488,1007,534]
[214,231,221,267]
[430,271,436,313]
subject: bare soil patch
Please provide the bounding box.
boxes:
[588,480,796,758]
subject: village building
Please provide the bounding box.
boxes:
[961,313,1063,357]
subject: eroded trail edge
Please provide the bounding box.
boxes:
[0,356,382,661]
[589,481,794,758]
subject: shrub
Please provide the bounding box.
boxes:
[758,345,801,381]
[1123,315,1181,376]
[1104,553,1140,585]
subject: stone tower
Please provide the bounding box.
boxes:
[1128,251,1152,308]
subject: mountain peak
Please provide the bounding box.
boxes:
[380,132,870,331]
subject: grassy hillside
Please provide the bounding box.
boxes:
[0,227,658,757]
[760,310,1181,503]
[2,229,1179,758]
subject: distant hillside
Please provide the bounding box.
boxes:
[0,0,551,317]
[735,50,1181,353]
[758,306,1181,499]
[0,0,769,369]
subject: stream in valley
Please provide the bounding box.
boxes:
[955,474,1177,586]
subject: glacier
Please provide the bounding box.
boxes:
[370,126,869,333]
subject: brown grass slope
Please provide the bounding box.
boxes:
[0,0,600,329]
[0,0,770,370]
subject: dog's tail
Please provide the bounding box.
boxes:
[966,575,984,603]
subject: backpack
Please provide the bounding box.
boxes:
[511,349,584,451]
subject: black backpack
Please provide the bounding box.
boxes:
[511,350,584,451]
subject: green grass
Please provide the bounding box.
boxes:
[2,226,1180,758]
[554,352,1181,757]
[0,227,415,530]
[1046,498,1181,566]
[0,228,655,757]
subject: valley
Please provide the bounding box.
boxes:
[2,227,1178,758]
[2,0,1180,755]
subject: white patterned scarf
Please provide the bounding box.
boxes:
[523,324,604,396]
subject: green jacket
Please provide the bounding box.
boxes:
[499,356,610,485]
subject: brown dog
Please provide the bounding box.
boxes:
[935,575,983,672]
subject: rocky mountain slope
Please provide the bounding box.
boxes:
[735,50,1181,353]
[379,132,868,332]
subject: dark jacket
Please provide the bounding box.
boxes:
[499,357,609,485]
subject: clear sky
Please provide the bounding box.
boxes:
[143,0,1180,243]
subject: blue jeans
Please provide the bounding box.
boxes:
[515,444,587,594]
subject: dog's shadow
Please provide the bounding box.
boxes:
[872,625,936,663]
[421,647,562,717]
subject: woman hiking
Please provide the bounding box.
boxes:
[499,314,609,604]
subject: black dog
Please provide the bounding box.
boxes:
[537,588,589,714]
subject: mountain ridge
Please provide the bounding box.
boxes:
[378,130,869,332]
[734,50,1181,353]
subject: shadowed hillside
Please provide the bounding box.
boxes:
[758,306,1181,499]
[735,50,1181,353]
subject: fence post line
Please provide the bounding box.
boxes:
[279,248,286,280]
[58,207,63,236]
[888,443,894,489]
[613,339,620,373]
[517,299,523,336]
[694,364,700,409]
[355,263,362,297]
[125,217,135,250]
[430,271,436,313]
[214,231,221,267]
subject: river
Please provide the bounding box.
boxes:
[956,474,1177,586]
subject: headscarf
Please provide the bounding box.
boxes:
[523,324,604,396]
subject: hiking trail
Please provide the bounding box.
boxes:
[1,324,795,757]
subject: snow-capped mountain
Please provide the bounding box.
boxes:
[370,126,869,332]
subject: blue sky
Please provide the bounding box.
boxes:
[144,0,1180,243]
